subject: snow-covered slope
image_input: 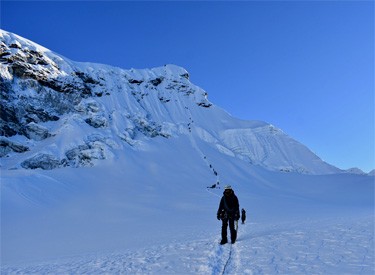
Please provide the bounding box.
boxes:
[1,141,374,271]
[1,30,373,273]
[1,29,341,175]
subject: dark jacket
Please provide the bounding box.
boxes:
[217,191,240,220]
[241,209,246,221]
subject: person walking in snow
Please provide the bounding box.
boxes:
[217,185,240,244]
[241,208,246,224]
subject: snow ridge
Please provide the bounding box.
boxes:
[1,29,341,175]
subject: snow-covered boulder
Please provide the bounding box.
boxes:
[0,138,29,157]
[21,153,63,170]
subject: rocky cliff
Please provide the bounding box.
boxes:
[0,30,341,174]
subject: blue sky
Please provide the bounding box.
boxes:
[1,1,374,172]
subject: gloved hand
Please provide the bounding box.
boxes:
[234,212,240,221]
[217,213,221,220]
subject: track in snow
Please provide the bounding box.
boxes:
[203,224,247,275]
[207,241,234,275]
[2,217,374,274]
[221,244,233,275]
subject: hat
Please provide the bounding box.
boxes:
[224,185,232,190]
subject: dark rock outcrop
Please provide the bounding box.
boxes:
[0,30,209,171]
[23,122,51,141]
[21,153,64,170]
[0,138,29,157]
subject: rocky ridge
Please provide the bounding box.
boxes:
[0,30,343,174]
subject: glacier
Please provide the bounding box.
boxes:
[0,29,374,273]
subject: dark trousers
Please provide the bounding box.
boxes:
[221,218,237,242]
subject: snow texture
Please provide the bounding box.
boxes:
[2,216,374,274]
[1,29,374,274]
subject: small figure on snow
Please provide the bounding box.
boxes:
[207,182,220,189]
[241,208,246,224]
[217,185,240,245]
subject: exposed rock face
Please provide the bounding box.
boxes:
[0,30,212,170]
[65,142,106,168]
[21,153,63,170]
[0,30,112,145]
[0,138,29,157]
[24,122,51,141]
[0,30,341,175]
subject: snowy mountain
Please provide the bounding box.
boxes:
[1,30,373,273]
[0,29,341,175]
[345,167,367,175]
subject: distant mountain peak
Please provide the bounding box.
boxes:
[345,167,366,175]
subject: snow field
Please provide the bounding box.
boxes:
[1,138,374,273]
[1,29,374,275]
[2,216,373,274]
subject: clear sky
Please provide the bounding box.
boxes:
[1,1,374,172]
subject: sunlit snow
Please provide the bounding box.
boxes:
[1,29,373,274]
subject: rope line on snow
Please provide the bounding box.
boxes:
[221,244,233,275]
